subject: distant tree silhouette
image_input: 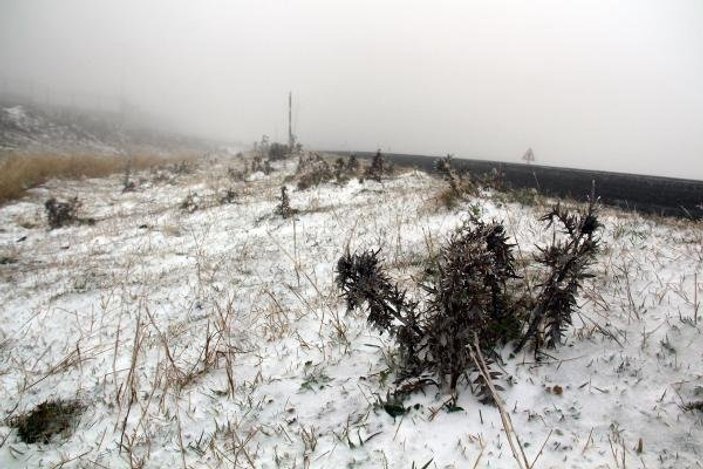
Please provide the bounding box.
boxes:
[522,147,535,165]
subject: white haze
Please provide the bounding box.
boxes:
[1,0,702,179]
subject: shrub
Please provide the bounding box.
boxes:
[433,155,478,209]
[336,199,602,401]
[336,249,425,373]
[227,166,246,181]
[268,142,288,161]
[333,156,361,185]
[275,186,296,218]
[336,219,520,400]
[295,153,334,190]
[346,154,360,174]
[251,155,264,173]
[435,186,470,210]
[180,192,200,212]
[481,167,505,191]
[10,399,84,444]
[45,197,80,229]
[333,158,347,185]
[248,156,273,175]
[366,150,389,183]
[122,156,133,192]
[122,181,136,193]
[515,199,601,352]
[423,218,521,399]
[172,160,194,175]
[499,187,541,207]
[220,188,237,204]
[434,155,461,191]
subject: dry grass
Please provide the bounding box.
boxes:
[0,153,176,204]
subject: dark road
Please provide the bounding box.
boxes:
[329,151,703,219]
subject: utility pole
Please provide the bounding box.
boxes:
[288,91,294,151]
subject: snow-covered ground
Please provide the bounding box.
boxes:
[0,153,701,468]
[0,104,122,155]
[0,103,216,156]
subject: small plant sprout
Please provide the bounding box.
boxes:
[275,186,296,218]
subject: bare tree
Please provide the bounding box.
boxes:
[522,147,535,165]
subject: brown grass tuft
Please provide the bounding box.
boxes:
[0,153,170,204]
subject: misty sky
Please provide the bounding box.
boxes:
[1,0,702,179]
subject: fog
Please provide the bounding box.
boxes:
[2,0,702,179]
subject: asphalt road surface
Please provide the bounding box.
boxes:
[328,151,703,220]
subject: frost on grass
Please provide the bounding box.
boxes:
[0,149,702,468]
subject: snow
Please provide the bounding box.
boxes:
[6,106,27,121]
[0,104,215,156]
[0,104,121,155]
[0,153,701,468]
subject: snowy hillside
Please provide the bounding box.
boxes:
[0,102,213,156]
[0,153,701,468]
[0,104,122,155]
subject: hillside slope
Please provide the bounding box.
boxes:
[0,101,213,156]
[0,153,701,468]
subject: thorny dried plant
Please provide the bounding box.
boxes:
[336,249,424,372]
[275,186,296,219]
[336,199,602,403]
[423,218,522,400]
[515,198,601,353]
